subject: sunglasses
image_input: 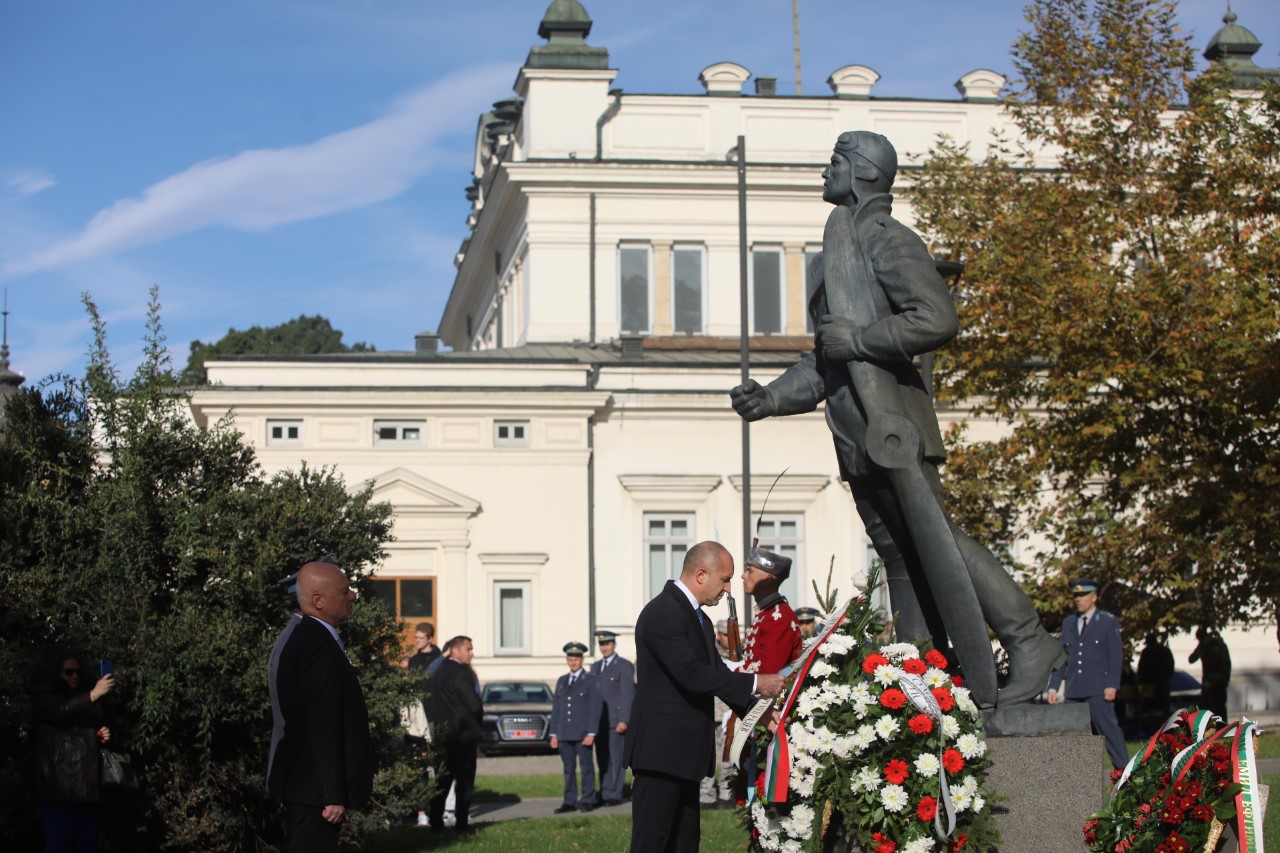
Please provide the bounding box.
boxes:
[62,668,81,676]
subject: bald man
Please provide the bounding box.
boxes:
[268,562,372,852]
[625,542,786,852]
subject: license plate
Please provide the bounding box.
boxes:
[508,729,539,739]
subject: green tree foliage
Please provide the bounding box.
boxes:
[183,314,375,385]
[0,289,426,851]
[912,0,1280,639]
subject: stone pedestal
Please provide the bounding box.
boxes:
[982,703,1105,852]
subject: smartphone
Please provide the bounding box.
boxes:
[99,659,114,678]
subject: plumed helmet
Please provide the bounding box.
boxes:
[747,546,793,581]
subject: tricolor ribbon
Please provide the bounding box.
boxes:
[757,597,858,804]
[1232,720,1263,853]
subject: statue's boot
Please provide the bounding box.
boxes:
[953,532,1066,707]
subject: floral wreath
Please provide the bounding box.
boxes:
[736,584,999,853]
[1084,708,1263,853]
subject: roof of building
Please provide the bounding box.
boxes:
[1203,9,1280,89]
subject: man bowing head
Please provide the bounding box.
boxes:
[269,561,372,853]
[625,541,786,852]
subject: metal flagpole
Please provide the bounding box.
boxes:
[737,135,753,624]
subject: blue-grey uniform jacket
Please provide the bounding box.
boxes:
[1049,608,1122,699]
[549,670,602,742]
[589,655,635,726]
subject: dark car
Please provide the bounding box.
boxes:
[1117,669,1203,738]
[480,681,555,754]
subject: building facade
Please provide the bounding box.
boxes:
[191,2,1279,708]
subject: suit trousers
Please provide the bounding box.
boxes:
[1071,695,1128,769]
[630,770,701,853]
[429,739,477,830]
[283,801,340,853]
[558,739,597,805]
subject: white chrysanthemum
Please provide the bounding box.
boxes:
[808,659,836,679]
[852,723,876,753]
[972,794,986,813]
[957,733,986,759]
[903,836,934,853]
[923,667,949,688]
[874,715,900,740]
[882,642,921,662]
[949,782,973,813]
[853,766,880,793]
[914,752,941,776]
[963,775,978,794]
[941,715,961,737]
[850,682,873,704]
[780,841,803,853]
[952,686,979,717]
[873,663,900,686]
[782,804,815,840]
[880,784,909,813]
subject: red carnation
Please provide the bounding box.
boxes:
[1110,768,1124,783]
[880,688,908,710]
[948,833,967,851]
[873,831,896,853]
[942,749,965,774]
[931,688,955,711]
[1191,805,1214,821]
[1084,819,1099,845]
[926,649,948,669]
[884,759,910,785]
[1159,804,1185,825]
[916,795,938,822]
[1164,831,1190,853]
[1209,744,1229,762]
[903,658,928,675]
[863,653,890,675]
[908,713,934,735]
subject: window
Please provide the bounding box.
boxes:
[366,576,437,652]
[805,248,822,333]
[266,420,302,446]
[619,246,651,333]
[494,581,532,655]
[374,420,424,446]
[672,246,704,334]
[494,420,530,448]
[752,248,784,334]
[644,513,694,598]
[756,514,804,603]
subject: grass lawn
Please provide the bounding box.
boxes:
[473,770,635,800]
[360,808,746,853]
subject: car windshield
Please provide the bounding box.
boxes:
[483,682,552,704]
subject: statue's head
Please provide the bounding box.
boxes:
[824,131,897,205]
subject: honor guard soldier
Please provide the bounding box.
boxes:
[590,630,635,806]
[1047,579,1127,769]
[740,547,804,675]
[549,641,603,813]
[795,607,820,639]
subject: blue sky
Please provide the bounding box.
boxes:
[2,0,1276,382]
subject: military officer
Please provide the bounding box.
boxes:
[795,607,820,639]
[549,641,603,813]
[1047,579,1127,768]
[740,547,804,676]
[590,630,635,806]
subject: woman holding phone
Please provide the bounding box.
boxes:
[32,652,115,852]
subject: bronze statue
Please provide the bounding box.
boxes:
[730,131,1063,708]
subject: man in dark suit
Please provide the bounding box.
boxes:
[424,635,483,832]
[625,541,786,852]
[550,641,602,813]
[590,630,634,806]
[1047,578,1127,768]
[268,561,372,853]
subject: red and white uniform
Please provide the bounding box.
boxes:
[740,592,803,675]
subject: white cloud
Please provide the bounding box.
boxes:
[1,63,515,279]
[4,167,56,200]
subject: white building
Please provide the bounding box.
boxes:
[192,1,1278,708]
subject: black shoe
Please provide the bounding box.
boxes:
[603,799,623,807]
[554,803,577,814]
[578,801,600,812]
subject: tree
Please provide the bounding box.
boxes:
[182,314,375,385]
[911,0,1280,641]
[0,289,425,851]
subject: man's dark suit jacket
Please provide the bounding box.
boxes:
[425,659,483,745]
[1048,608,1123,700]
[624,580,755,781]
[268,615,372,809]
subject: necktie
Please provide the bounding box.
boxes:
[569,673,577,686]
[1080,615,1089,634]
[697,608,705,627]
[601,657,609,672]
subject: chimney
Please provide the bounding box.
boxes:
[415,331,439,357]
[754,76,777,96]
[620,334,644,359]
